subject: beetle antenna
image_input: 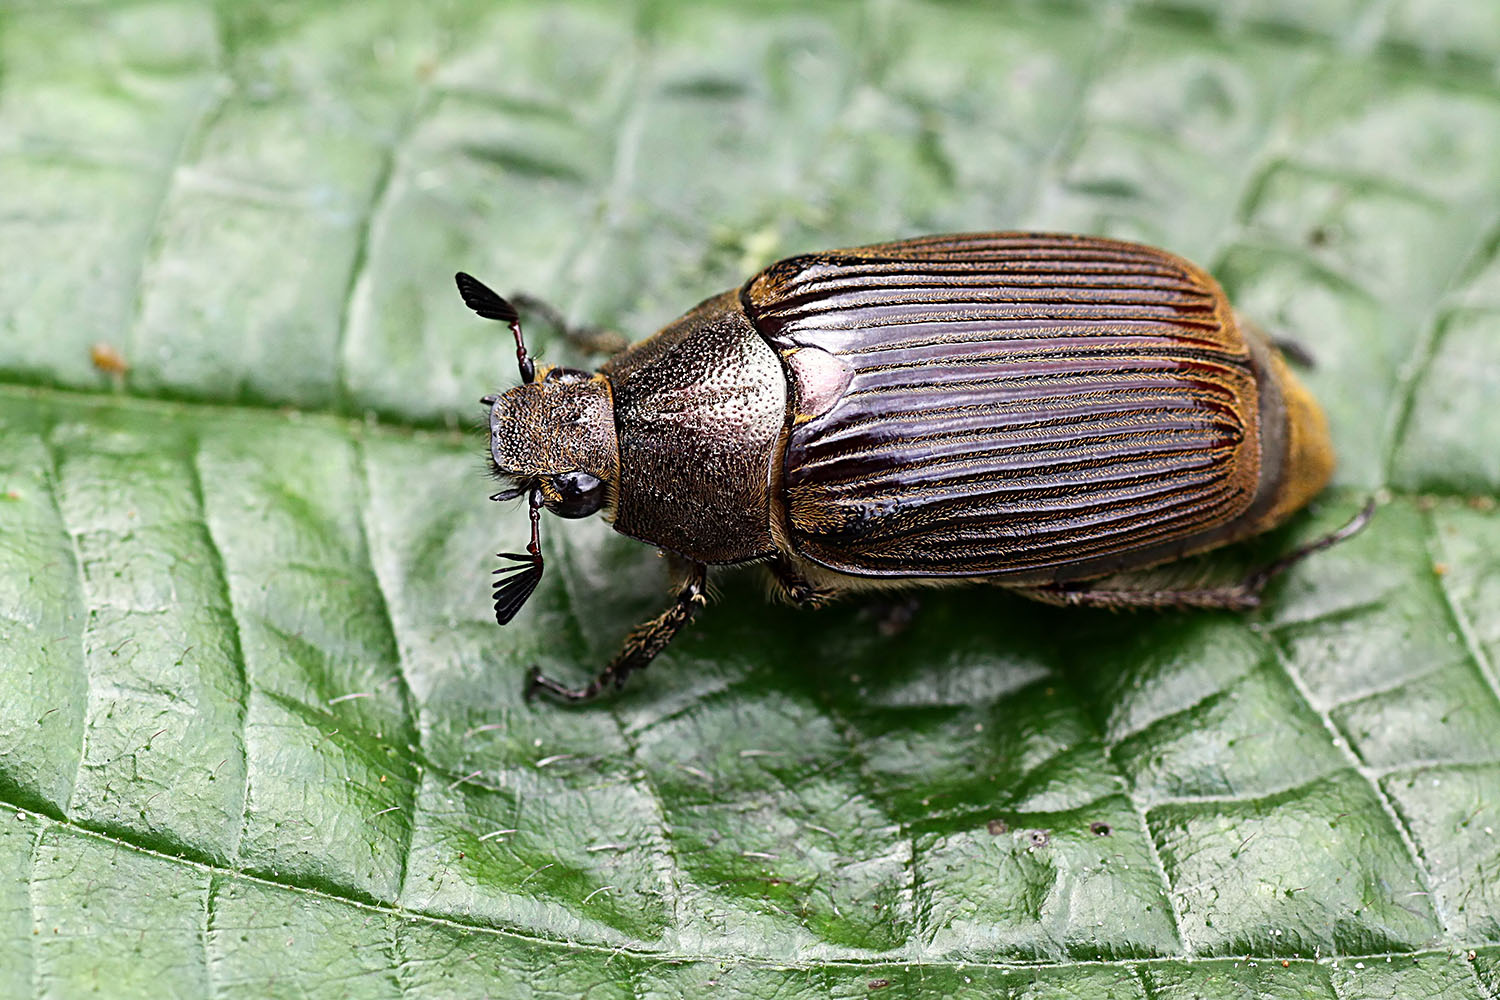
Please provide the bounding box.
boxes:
[491,486,545,625]
[455,271,536,384]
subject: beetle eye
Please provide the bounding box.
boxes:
[547,470,605,519]
[543,367,591,384]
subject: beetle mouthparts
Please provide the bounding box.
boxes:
[481,394,499,406]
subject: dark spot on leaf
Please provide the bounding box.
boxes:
[460,144,588,184]
[1029,829,1050,848]
[986,818,1008,835]
[664,77,750,101]
[1090,821,1111,836]
[868,980,890,990]
[1068,177,1140,199]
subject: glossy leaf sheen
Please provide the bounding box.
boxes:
[1,2,1499,997]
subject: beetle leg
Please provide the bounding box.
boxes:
[1233,497,1374,592]
[1021,500,1375,612]
[1272,337,1317,369]
[508,293,628,357]
[1020,581,1263,611]
[767,556,836,609]
[526,562,709,703]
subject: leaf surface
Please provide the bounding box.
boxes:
[2,1,1499,996]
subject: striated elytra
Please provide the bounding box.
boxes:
[457,232,1370,703]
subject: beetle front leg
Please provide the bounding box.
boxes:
[509,293,628,357]
[1021,501,1375,612]
[526,562,709,703]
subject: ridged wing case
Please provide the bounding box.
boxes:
[741,233,1266,580]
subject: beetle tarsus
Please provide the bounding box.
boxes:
[510,292,629,357]
[1273,337,1318,369]
[1238,312,1316,368]
[524,664,602,703]
[1239,497,1375,593]
[526,563,710,704]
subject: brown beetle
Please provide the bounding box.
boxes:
[458,233,1368,702]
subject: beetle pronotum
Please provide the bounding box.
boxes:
[458,233,1370,703]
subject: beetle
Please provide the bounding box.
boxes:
[457,232,1370,703]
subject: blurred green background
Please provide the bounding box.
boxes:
[2,1,1499,996]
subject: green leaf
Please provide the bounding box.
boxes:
[2,1,1499,996]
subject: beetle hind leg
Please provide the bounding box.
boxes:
[1238,312,1317,369]
[1020,500,1374,612]
[1272,337,1317,369]
[509,293,628,357]
[1021,580,1263,611]
[526,562,709,703]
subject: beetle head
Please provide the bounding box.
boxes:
[485,367,620,519]
[457,271,623,626]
